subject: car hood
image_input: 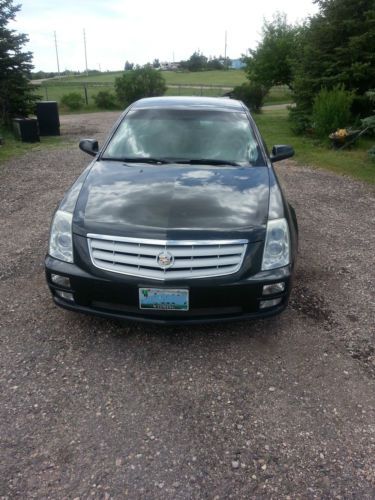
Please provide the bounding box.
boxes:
[73,161,270,239]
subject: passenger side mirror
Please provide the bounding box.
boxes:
[79,138,99,157]
[270,145,294,163]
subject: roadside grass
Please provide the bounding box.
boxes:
[0,127,68,164]
[255,108,375,184]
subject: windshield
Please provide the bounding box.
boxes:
[102,108,263,165]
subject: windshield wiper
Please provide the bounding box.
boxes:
[173,158,242,167]
[105,157,172,164]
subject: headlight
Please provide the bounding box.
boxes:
[49,210,73,263]
[261,218,290,270]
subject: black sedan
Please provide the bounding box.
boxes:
[45,96,298,324]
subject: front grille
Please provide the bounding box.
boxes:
[87,234,248,280]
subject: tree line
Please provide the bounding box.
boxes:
[240,1,375,133]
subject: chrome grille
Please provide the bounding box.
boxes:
[87,234,248,280]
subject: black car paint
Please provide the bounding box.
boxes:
[73,162,270,236]
[46,96,297,324]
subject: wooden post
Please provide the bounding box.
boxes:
[84,84,88,105]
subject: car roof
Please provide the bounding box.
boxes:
[131,96,246,112]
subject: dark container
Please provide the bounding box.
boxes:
[36,101,60,136]
[13,118,40,143]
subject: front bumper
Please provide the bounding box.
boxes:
[45,256,293,325]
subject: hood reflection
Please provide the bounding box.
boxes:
[77,161,270,231]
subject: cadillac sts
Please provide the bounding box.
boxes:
[45,96,298,324]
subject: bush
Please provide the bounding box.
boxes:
[61,92,85,111]
[93,90,118,110]
[288,106,312,135]
[231,83,268,113]
[115,66,166,107]
[361,115,375,135]
[312,86,354,139]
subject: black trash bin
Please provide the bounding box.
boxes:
[13,118,40,143]
[36,101,60,136]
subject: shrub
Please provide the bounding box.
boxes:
[93,90,118,110]
[115,66,167,107]
[361,115,375,135]
[288,106,312,135]
[61,92,85,111]
[231,83,268,113]
[312,86,354,139]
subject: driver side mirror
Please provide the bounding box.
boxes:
[79,138,99,157]
[270,145,294,163]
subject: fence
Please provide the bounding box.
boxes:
[34,81,234,107]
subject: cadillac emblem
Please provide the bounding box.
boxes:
[156,251,174,269]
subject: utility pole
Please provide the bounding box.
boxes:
[54,31,60,77]
[83,28,88,76]
[224,30,228,70]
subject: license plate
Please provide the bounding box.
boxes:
[139,288,189,311]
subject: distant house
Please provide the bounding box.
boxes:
[230,59,246,70]
[159,62,181,71]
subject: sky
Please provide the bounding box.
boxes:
[12,0,319,72]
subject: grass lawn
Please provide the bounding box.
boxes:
[34,70,293,109]
[35,83,292,112]
[47,70,247,87]
[263,86,292,106]
[255,108,375,184]
[0,127,67,164]
[34,69,248,107]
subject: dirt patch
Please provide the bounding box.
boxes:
[290,283,336,326]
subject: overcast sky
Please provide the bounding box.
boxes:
[12,0,318,72]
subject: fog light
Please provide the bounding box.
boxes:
[55,290,74,301]
[51,274,71,288]
[259,297,282,309]
[262,282,285,295]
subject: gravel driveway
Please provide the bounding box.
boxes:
[1,112,374,498]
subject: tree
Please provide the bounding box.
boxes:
[206,57,224,70]
[152,58,160,69]
[292,0,375,117]
[184,51,208,72]
[115,66,167,107]
[0,0,37,125]
[230,83,268,112]
[244,13,300,90]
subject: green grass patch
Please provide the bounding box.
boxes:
[34,71,294,109]
[163,70,246,86]
[254,108,375,184]
[264,86,292,106]
[35,82,115,107]
[53,69,247,87]
[0,127,68,164]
